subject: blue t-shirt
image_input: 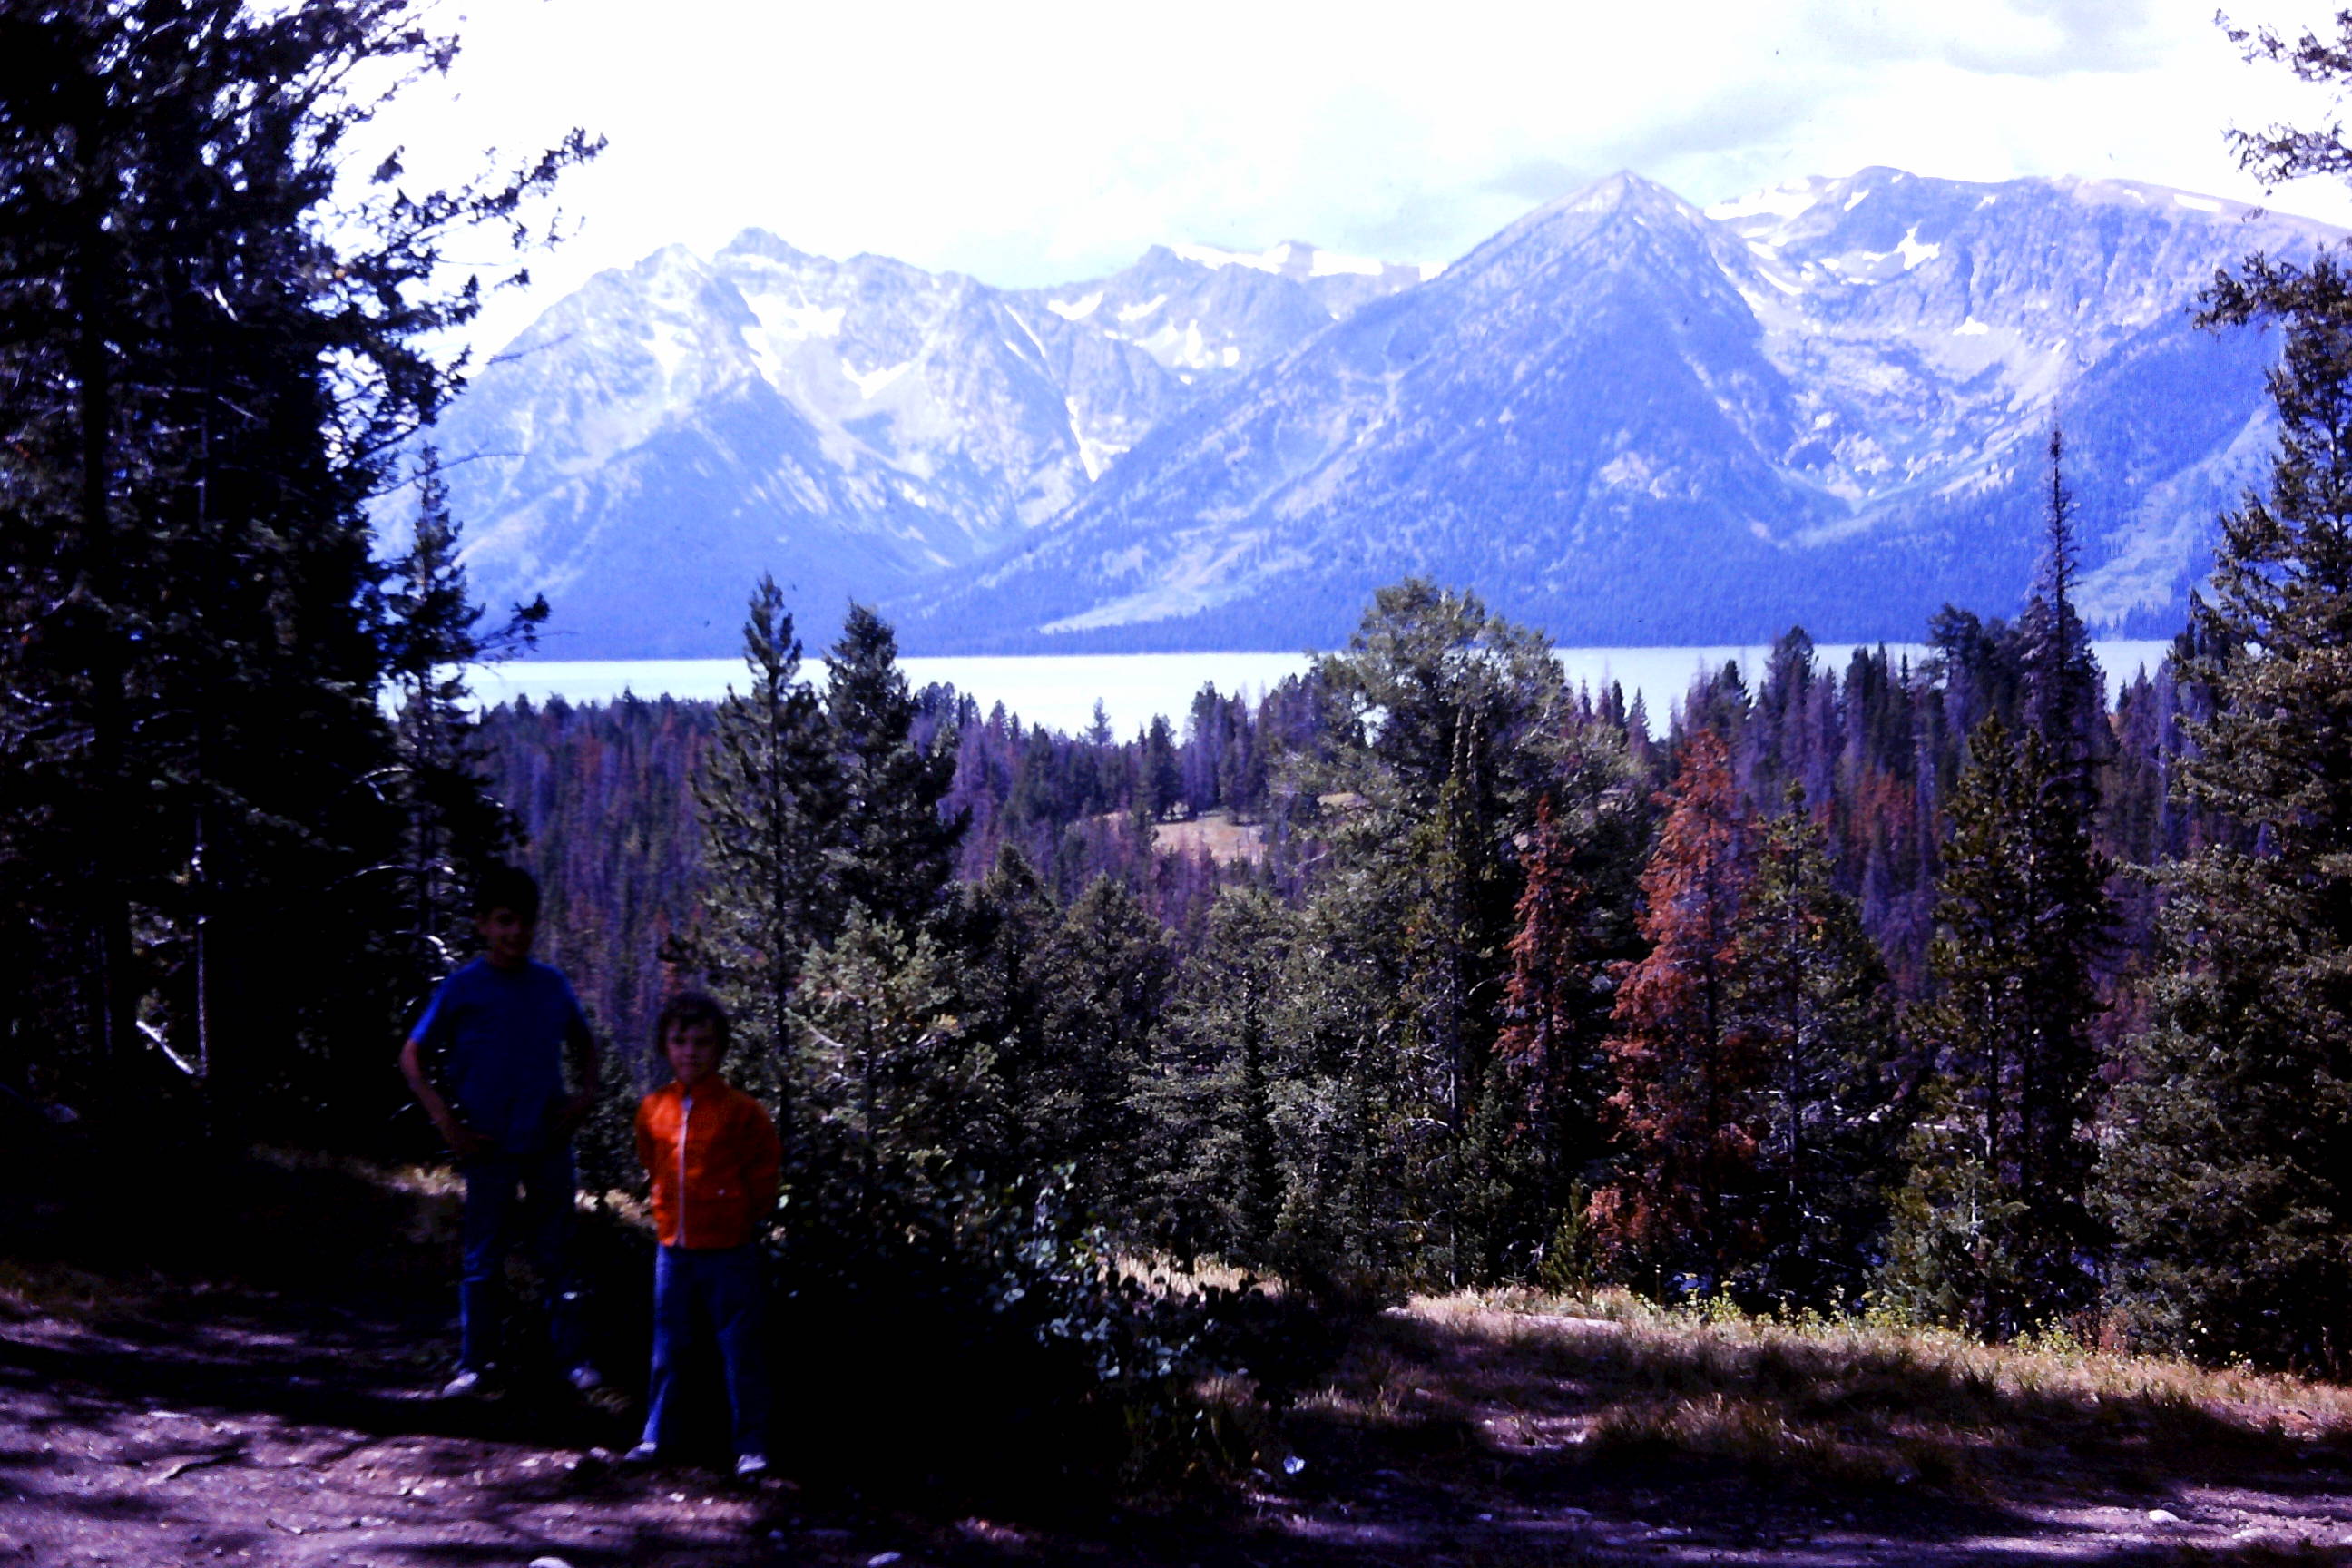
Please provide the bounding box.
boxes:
[412,958,593,1155]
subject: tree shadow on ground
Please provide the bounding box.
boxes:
[5,1145,2349,1567]
[1228,1302,2352,1564]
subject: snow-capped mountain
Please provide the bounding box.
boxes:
[429,168,2339,658]
[899,168,2332,652]
[430,232,1426,654]
[1018,242,1439,386]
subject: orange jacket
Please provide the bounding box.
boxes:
[634,1077,780,1250]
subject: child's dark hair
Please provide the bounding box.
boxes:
[473,863,542,921]
[655,991,730,1054]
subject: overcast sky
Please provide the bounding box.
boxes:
[373,0,2352,353]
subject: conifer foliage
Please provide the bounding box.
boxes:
[1726,788,1898,1306]
[383,446,547,975]
[485,567,2227,1337]
[691,575,838,1109]
[1888,434,2112,1337]
[1494,799,1609,1219]
[824,604,964,933]
[2099,255,2352,1369]
[0,0,593,1131]
[1594,729,1757,1289]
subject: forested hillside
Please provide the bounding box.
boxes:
[480,530,2237,1347]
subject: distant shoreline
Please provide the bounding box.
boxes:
[464,642,2177,740]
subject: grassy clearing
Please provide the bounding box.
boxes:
[1282,1286,2352,1500]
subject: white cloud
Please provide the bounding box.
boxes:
[364,0,2352,357]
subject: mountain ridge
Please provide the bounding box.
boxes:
[892,166,2328,652]
[424,168,2339,657]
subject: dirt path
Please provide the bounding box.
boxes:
[5,1292,2349,1567]
[0,1297,782,1567]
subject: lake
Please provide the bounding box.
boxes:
[467,642,2180,739]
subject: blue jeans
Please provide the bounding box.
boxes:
[641,1244,769,1458]
[457,1146,584,1374]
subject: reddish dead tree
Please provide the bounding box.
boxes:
[1592,729,1759,1291]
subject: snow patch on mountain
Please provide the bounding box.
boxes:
[1705,177,1833,223]
[426,166,2343,658]
[892,167,2338,652]
[426,223,1434,655]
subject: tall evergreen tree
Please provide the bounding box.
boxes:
[1489,703,1651,1278]
[938,840,1056,1177]
[2018,429,2103,779]
[825,603,965,932]
[382,446,546,976]
[795,911,985,1229]
[1140,885,1295,1265]
[1033,874,1173,1218]
[0,0,593,1128]
[2098,254,2352,1369]
[1140,715,1183,820]
[1272,861,1416,1274]
[1407,708,1520,1281]
[1886,431,2112,1335]
[1725,786,1900,1307]
[692,575,838,1113]
[1886,712,2105,1334]
[1303,580,1563,1281]
[1494,799,1603,1205]
[2012,429,2112,1298]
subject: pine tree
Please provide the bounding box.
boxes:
[1305,579,1563,1282]
[692,575,839,1114]
[1490,711,1651,1278]
[940,841,1056,1177]
[1884,431,2112,1335]
[825,604,965,932]
[1267,876,1413,1275]
[1886,713,2104,1334]
[1033,874,1174,1218]
[1593,729,1757,1292]
[1140,715,1183,820]
[1141,885,1294,1265]
[0,0,594,1129]
[795,912,984,1230]
[1406,708,1520,1282]
[382,446,546,976]
[1725,786,1899,1307]
[2009,428,2112,1304]
[2017,429,2103,782]
[1494,799,1601,1198]
[2097,254,2352,1369]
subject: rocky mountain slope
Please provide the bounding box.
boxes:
[426,169,2338,656]
[901,169,2332,652]
[428,232,1427,655]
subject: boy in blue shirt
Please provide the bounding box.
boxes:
[399,865,603,1396]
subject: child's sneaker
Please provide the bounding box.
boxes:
[566,1364,603,1393]
[733,1452,770,1479]
[621,1442,659,1465]
[440,1368,485,1398]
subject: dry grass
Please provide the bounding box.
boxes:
[1289,1286,2352,1499]
[1151,810,1268,866]
[1112,1251,1279,1298]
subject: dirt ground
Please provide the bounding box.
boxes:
[5,1280,2350,1568]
